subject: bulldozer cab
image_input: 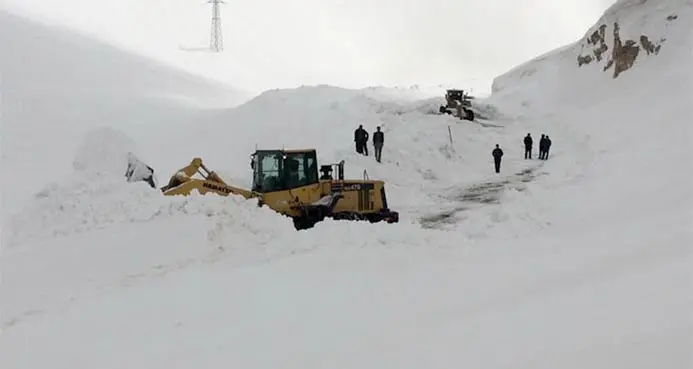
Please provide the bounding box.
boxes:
[444,89,473,109]
[446,89,465,102]
[251,149,320,193]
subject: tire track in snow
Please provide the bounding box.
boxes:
[419,165,548,230]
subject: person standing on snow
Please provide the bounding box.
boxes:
[539,134,547,159]
[492,144,504,173]
[544,136,552,159]
[373,126,384,163]
[523,133,533,159]
[354,125,369,155]
[362,128,369,156]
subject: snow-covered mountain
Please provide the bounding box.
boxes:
[1,1,692,368]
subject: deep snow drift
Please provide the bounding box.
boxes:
[0,10,250,215]
[2,1,693,368]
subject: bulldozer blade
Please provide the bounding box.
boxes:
[125,152,156,188]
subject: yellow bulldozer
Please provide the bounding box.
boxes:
[126,149,399,230]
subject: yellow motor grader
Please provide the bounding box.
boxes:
[126,149,399,230]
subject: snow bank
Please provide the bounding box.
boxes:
[5,177,292,247]
[72,127,144,178]
[0,11,249,215]
[5,126,292,246]
[357,85,446,102]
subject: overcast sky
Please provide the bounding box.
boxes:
[2,0,616,93]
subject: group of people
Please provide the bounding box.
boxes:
[491,133,554,174]
[354,124,385,163]
[353,124,553,175]
[523,133,552,160]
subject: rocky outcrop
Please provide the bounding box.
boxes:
[576,13,678,78]
[609,22,641,78]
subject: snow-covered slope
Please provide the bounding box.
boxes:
[488,0,693,113]
[0,11,250,214]
[482,0,693,244]
[2,1,693,368]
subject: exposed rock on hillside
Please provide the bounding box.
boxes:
[577,13,678,78]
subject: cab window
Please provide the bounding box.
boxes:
[285,151,318,189]
[252,151,319,192]
[252,151,284,192]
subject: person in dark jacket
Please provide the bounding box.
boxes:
[354,125,369,155]
[363,130,369,155]
[523,133,533,159]
[544,136,552,159]
[539,134,547,159]
[492,144,504,173]
[373,126,384,163]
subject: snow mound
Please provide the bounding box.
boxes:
[6,127,296,246]
[0,11,250,215]
[356,85,444,102]
[72,126,143,178]
[206,84,502,165]
[6,176,292,247]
